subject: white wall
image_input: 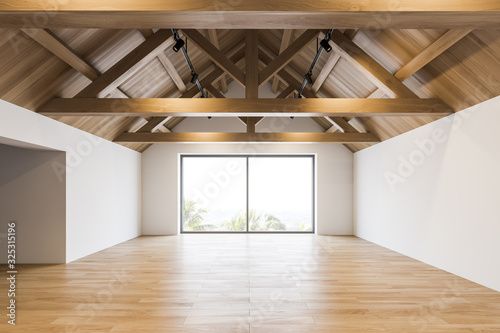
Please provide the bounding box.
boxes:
[354,95,500,292]
[0,144,66,263]
[0,100,142,263]
[142,143,353,235]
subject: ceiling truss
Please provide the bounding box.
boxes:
[7,5,491,149]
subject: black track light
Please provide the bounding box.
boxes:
[173,38,185,52]
[208,116,212,119]
[296,28,333,98]
[290,116,295,119]
[305,73,313,85]
[190,73,199,84]
[320,39,332,53]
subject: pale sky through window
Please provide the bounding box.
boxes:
[249,157,313,213]
[182,156,313,214]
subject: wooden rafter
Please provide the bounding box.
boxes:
[182,29,246,86]
[178,47,245,99]
[150,33,246,131]
[75,29,174,98]
[257,48,374,135]
[366,29,473,99]
[311,52,341,93]
[39,98,452,117]
[126,117,149,133]
[245,30,259,99]
[326,117,359,133]
[19,28,171,136]
[258,30,320,87]
[207,30,228,93]
[142,40,245,128]
[271,30,293,93]
[395,29,473,81]
[245,30,261,130]
[326,30,470,148]
[257,49,345,132]
[205,84,225,98]
[114,132,380,144]
[343,29,360,40]
[139,29,187,93]
[21,28,100,81]
[136,117,172,133]
[327,30,419,98]
[1,1,499,29]
[276,86,296,99]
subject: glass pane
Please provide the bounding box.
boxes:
[182,157,247,232]
[248,157,313,232]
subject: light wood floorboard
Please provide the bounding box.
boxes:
[1,234,500,332]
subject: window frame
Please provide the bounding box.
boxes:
[180,154,315,234]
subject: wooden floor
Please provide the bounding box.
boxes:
[1,235,500,332]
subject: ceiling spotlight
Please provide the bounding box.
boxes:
[208,116,212,119]
[290,116,295,119]
[320,39,332,53]
[305,73,313,85]
[173,38,185,52]
[190,73,199,84]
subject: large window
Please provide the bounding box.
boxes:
[181,155,314,233]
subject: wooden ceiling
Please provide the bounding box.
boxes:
[0,1,499,152]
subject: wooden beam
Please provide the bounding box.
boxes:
[114,132,380,143]
[246,118,256,134]
[395,29,473,81]
[328,30,419,99]
[39,98,452,117]
[190,82,264,126]
[246,30,259,98]
[366,29,473,99]
[136,117,172,133]
[276,86,296,99]
[153,34,245,131]
[258,30,320,87]
[139,29,154,38]
[343,29,360,40]
[1,2,499,29]
[311,52,341,93]
[259,46,367,133]
[21,28,131,99]
[75,29,174,98]
[182,29,245,86]
[164,116,186,129]
[327,117,359,133]
[21,28,100,81]
[271,30,293,93]
[178,46,246,99]
[181,67,223,99]
[156,52,187,93]
[126,117,149,133]
[245,30,260,130]
[207,30,228,93]
[205,85,225,98]
[139,29,186,93]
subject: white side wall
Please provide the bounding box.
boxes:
[0,100,142,263]
[142,143,353,236]
[354,95,500,292]
[0,144,66,263]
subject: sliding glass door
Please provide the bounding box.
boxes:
[181,155,314,233]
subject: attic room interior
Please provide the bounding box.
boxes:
[0,1,500,331]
